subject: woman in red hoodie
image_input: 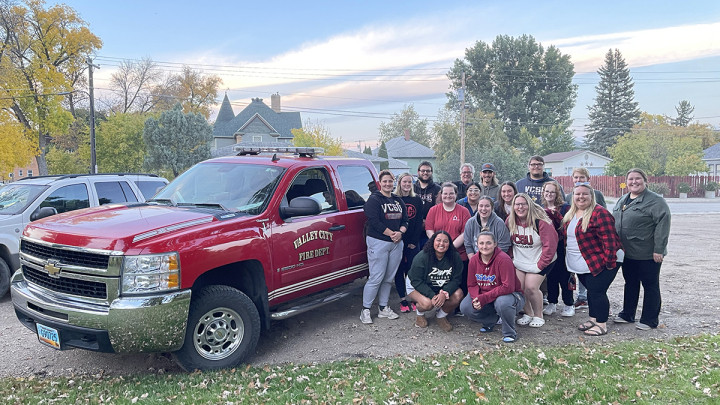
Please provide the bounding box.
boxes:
[460,231,525,343]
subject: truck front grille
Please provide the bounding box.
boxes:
[21,240,110,269]
[23,265,108,299]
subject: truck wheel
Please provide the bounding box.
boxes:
[175,285,260,371]
[0,257,10,299]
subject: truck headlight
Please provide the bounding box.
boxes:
[121,253,180,295]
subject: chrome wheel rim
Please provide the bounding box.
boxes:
[193,307,245,360]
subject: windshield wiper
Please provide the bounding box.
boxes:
[176,202,229,211]
[147,198,176,206]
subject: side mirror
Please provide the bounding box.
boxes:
[30,206,58,222]
[280,196,321,219]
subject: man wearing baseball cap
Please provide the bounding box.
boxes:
[479,163,500,201]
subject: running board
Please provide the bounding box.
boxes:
[270,285,362,320]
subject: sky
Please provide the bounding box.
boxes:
[60,0,720,150]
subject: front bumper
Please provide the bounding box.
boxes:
[11,270,191,353]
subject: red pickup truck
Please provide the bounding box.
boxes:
[11,147,377,370]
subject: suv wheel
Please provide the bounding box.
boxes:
[175,285,260,371]
[0,257,10,298]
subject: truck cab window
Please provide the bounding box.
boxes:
[286,168,336,212]
[95,181,136,205]
[337,166,376,209]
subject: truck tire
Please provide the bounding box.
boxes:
[0,257,10,299]
[175,285,260,371]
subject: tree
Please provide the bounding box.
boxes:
[378,105,432,147]
[672,100,695,127]
[378,141,389,171]
[97,112,148,173]
[46,145,87,174]
[109,58,163,113]
[585,49,640,156]
[0,115,36,178]
[0,0,102,175]
[143,103,212,177]
[362,146,372,155]
[433,108,527,183]
[537,125,576,156]
[447,35,577,144]
[151,65,222,120]
[291,119,344,156]
[605,113,708,176]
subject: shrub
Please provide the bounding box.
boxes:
[677,182,691,193]
[647,182,670,195]
[704,181,719,192]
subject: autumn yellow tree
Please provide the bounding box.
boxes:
[150,65,222,120]
[0,0,102,175]
[292,119,344,156]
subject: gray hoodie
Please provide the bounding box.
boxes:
[464,211,512,255]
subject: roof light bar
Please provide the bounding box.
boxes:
[234,146,324,157]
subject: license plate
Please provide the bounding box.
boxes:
[36,323,60,349]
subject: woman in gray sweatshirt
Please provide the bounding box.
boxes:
[464,196,512,259]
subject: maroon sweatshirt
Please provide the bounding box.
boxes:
[467,247,523,307]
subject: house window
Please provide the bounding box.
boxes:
[18,169,23,177]
[28,170,33,177]
[253,136,263,142]
[8,173,12,179]
[716,164,720,175]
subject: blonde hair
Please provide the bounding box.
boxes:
[507,193,551,234]
[394,172,416,197]
[541,181,565,207]
[562,184,597,232]
[571,167,590,179]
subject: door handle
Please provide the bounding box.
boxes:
[328,225,345,231]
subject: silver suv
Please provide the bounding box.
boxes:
[0,173,168,298]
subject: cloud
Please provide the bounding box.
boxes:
[550,22,720,71]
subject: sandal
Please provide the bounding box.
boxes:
[577,320,597,331]
[528,317,545,328]
[584,324,608,336]
[516,314,532,325]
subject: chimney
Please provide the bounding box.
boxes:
[404,128,410,141]
[271,93,281,113]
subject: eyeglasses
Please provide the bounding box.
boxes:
[461,171,473,175]
[574,181,591,186]
[467,188,480,193]
[514,202,529,207]
[529,163,544,167]
[419,169,432,173]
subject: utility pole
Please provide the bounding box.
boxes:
[460,70,466,164]
[87,57,100,174]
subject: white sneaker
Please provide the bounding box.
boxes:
[542,303,556,315]
[360,308,372,324]
[377,306,399,320]
[560,305,575,317]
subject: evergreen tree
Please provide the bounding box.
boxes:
[143,103,212,177]
[363,146,372,155]
[378,141,389,171]
[672,100,695,127]
[585,49,640,156]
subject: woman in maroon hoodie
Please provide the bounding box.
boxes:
[460,231,525,343]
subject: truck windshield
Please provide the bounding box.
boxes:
[0,184,49,215]
[152,163,284,214]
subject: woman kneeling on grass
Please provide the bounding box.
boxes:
[406,230,464,332]
[562,182,622,336]
[460,232,525,343]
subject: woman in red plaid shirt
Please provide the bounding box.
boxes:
[561,183,622,336]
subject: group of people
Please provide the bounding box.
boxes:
[361,156,671,343]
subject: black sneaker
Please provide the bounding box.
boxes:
[454,307,464,317]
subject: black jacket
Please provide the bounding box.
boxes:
[364,191,409,242]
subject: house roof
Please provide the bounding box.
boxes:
[704,142,720,160]
[543,150,611,162]
[344,149,387,163]
[211,141,296,158]
[215,93,236,127]
[212,98,301,139]
[373,136,435,159]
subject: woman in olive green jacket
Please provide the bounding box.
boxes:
[612,168,671,330]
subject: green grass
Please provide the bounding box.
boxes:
[2,334,719,404]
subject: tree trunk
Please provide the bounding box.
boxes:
[37,129,48,175]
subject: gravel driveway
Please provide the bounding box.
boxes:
[1,213,717,378]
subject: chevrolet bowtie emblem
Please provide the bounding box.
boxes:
[45,260,61,277]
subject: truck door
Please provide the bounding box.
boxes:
[270,167,349,303]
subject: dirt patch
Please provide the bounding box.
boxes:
[0,214,717,378]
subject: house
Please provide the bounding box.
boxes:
[343,149,410,175]
[703,143,720,176]
[4,156,39,182]
[543,150,612,176]
[372,133,435,172]
[211,93,302,150]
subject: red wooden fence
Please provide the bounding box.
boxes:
[554,175,720,198]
